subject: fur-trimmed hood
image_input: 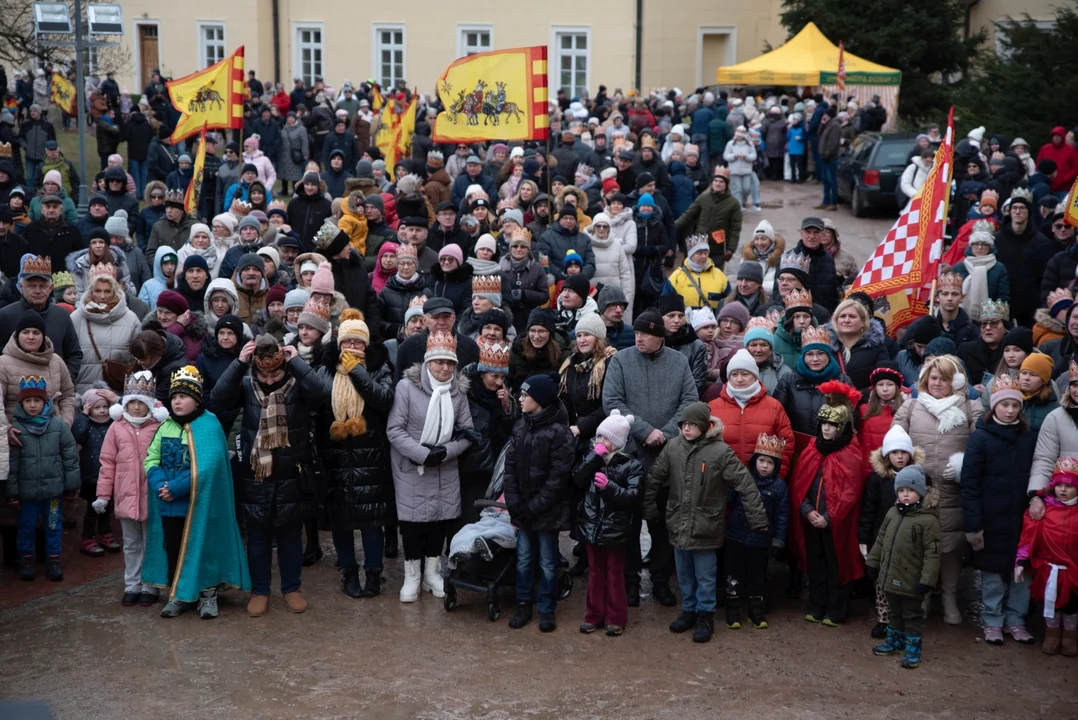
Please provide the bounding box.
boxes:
[554,185,588,211]
[869,446,926,479]
[741,233,787,267]
[1035,308,1065,333]
[824,314,887,352]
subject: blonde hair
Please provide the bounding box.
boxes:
[917,355,962,397]
[831,298,870,343]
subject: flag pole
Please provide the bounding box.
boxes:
[927,279,937,316]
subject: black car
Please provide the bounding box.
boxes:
[837,132,917,217]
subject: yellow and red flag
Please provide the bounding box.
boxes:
[1063,173,1078,229]
[50,74,77,116]
[184,126,208,216]
[375,91,418,181]
[432,46,548,143]
[848,107,955,336]
[370,83,384,112]
[166,46,246,143]
[837,41,847,93]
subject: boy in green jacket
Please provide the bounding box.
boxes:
[866,464,941,669]
[644,401,767,644]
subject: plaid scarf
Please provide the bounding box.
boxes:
[250,375,296,481]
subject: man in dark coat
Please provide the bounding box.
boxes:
[103,166,140,236]
[287,171,333,250]
[392,298,480,383]
[322,231,381,337]
[0,206,29,279]
[23,194,83,272]
[209,335,332,615]
[0,255,82,379]
[1040,211,1078,304]
[786,217,840,313]
[995,192,1049,328]
[251,107,281,170]
[957,312,1008,389]
[450,155,496,207]
[322,118,358,172]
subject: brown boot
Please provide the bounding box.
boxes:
[1042,622,1063,655]
[247,594,269,618]
[283,591,308,614]
[1062,628,1078,657]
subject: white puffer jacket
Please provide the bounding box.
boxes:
[607,207,638,258]
[585,221,635,317]
[900,156,932,199]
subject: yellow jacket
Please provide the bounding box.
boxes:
[338,192,369,255]
[663,260,730,310]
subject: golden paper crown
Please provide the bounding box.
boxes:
[86,262,116,282]
[800,325,833,348]
[1070,359,1078,383]
[407,295,427,310]
[1047,287,1073,312]
[754,433,787,460]
[169,365,203,399]
[123,370,157,400]
[778,250,811,274]
[425,331,458,361]
[783,288,813,310]
[980,299,1009,322]
[1054,457,1078,476]
[992,372,1020,394]
[51,270,74,288]
[472,274,502,296]
[937,272,963,292]
[713,165,730,180]
[20,255,52,278]
[746,315,775,332]
[477,342,511,372]
[1010,187,1033,204]
[267,199,288,213]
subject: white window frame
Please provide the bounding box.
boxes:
[371,23,407,90]
[550,25,590,99]
[197,21,227,69]
[456,24,493,58]
[994,19,1054,58]
[293,22,324,86]
[696,26,738,88]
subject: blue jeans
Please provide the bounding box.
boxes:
[246,520,303,595]
[18,497,62,556]
[980,571,1031,628]
[25,159,41,191]
[819,158,838,205]
[515,530,559,614]
[129,159,148,198]
[674,547,718,613]
[331,527,384,571]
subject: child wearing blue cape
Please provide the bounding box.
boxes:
[143,365,250,619]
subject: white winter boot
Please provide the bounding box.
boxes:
[399,560,421,603]
[942,592,962,625]
[422,556,445,598]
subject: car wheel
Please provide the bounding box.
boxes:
[852,187,866,218]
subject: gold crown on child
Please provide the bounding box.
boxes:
[937,272,963,292]
[1054,457,1078,476]
[754,433,786,460]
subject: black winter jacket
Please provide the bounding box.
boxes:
[425,261,474,316]
[1040,243,1078,306]
[960,417,1035,575]
[790,240,840,312]
[994,219,1049,327]
[503,401,575,533]
[559,347,615,449]
[287,189,333,251]
[725,466,788,549]
[508,332,569,394]
[23,219,83,273]
[72,414,111,490]
[772,370,852,436]
[210,355,332,528]
[826,319,890,390]
[499,256,548,335]
[316,341,396,530]
[331,249,381,336]
[461,374,518,486]
[195,334,242,433]
[123,111,152,161]
[377,273,427,340]
[572,449,641,546]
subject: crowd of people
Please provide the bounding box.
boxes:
[0,74,1076,667]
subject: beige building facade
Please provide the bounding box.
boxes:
[114,0,1059,98]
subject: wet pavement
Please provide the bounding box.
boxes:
[2,185,1073,718]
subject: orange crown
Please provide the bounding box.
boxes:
[937,272,963,292]
[800,325,833,348]
[783,288,813,310]
[472,275,502,296]
[754,433,787,460]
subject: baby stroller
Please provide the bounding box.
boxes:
[444,446,573,620]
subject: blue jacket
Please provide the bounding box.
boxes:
[725,466,788,548]
[689,107,715,139]
[669,161,696,219]
[145,418,193,518]
[605,320,635,351]
[450,170,497,207]
[786,125,806,156]
[223,181,251,210]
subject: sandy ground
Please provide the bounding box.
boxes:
[4,184,1075,719]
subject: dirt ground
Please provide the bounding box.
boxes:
[4,183,1075,719]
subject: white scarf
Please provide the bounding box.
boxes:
[418,366,455,473]
[124,411,152,426]
[962,254,996,322]
[917,392,967,434]
[727,380,761,409]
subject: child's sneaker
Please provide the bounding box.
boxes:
[1003,624,1034,644]
[804,612,824,624]
[724,596,742,629]
[821,616,842,628]
[18,555,33,581]
[873,626,904,656]
[45,556,62,581]
[160,598,191,618]
[871,622,889,639]
[579,622,602,634]
[901,635,922,669]
[99,533,122,553]
[79,538,105,557]
[198,588,219,619]
[605,625,624,637]
[747,596,769,629]
[983,626,1004,645]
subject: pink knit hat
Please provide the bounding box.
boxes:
[439,243,463,265]
[82,386,118,414]
[311,261,335,295]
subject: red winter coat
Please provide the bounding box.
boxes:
[788,435,866,585]
[708,385,795,478]
[1017,499,1078,609]
[858,403,895,476]
[1036,128,1078,193]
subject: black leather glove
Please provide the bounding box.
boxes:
[915,583,931,595]
[511,289,522,301]
[865,566,878,585]
[422,445,448,467]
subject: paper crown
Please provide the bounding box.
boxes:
[713,166,730,180]
[123,370,156,400]
[313,219,341,249]
[1069,359,1078,384]
[51,270,74,289]
[992,372,1020,394]
[746,315,775,332]
[407,295,427,310]
[1048,287,1074,314]
[472,274,502,296]
[1010,187,1033,204]
[169,365,203,398]
[253,335,285,374]
[971,219,996,235]
[267,199,287,213]
[396,243,418,262]
[1054,456,1078,477]
[980,299,1009,322]
[783,288,813,310]
[575,163,593,177]
[18,374,47,399]
[754,433,787,460]
[937,272,963,292]
[164,189,185,207]
[979,189,999,206]
[765,307,784,328]
[800,325,833,348]
[778,250,811,274]
[477,342,511,373]
[425,331,458,362]
[87,262,117,282]
[20,255,52,277]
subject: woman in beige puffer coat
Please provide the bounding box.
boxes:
[0,317,76,425]
[69,274,141,394]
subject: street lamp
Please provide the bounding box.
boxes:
[33,2,124,211]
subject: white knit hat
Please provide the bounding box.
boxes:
[596,409,634,452]
[881,426,914,457]
[575,312,607,341]
[726,348,760,379]
[690,307,717,331]
[754,219,775,240]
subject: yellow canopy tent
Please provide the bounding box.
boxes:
[716,22,901,129]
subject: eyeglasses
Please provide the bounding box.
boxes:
[980,320,1003,328]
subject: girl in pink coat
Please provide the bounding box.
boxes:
[92,371,169,607]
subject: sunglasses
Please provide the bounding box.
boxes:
[1054,223,1068,230]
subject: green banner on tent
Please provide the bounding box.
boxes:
[820,70,901,86]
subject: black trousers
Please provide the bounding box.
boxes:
[767,156,784,181]
[724,540,768,599]
[82,500,112,540]
[804,524,847,621]
[885,592,926,638]
[399,520,451,561]
[626,486,672,585]
[161,516,186,584]
[790,154,807,183]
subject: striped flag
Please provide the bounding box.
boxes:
[1063,173,1078,229]
[184,126,208,217]
[837,41,847,93]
